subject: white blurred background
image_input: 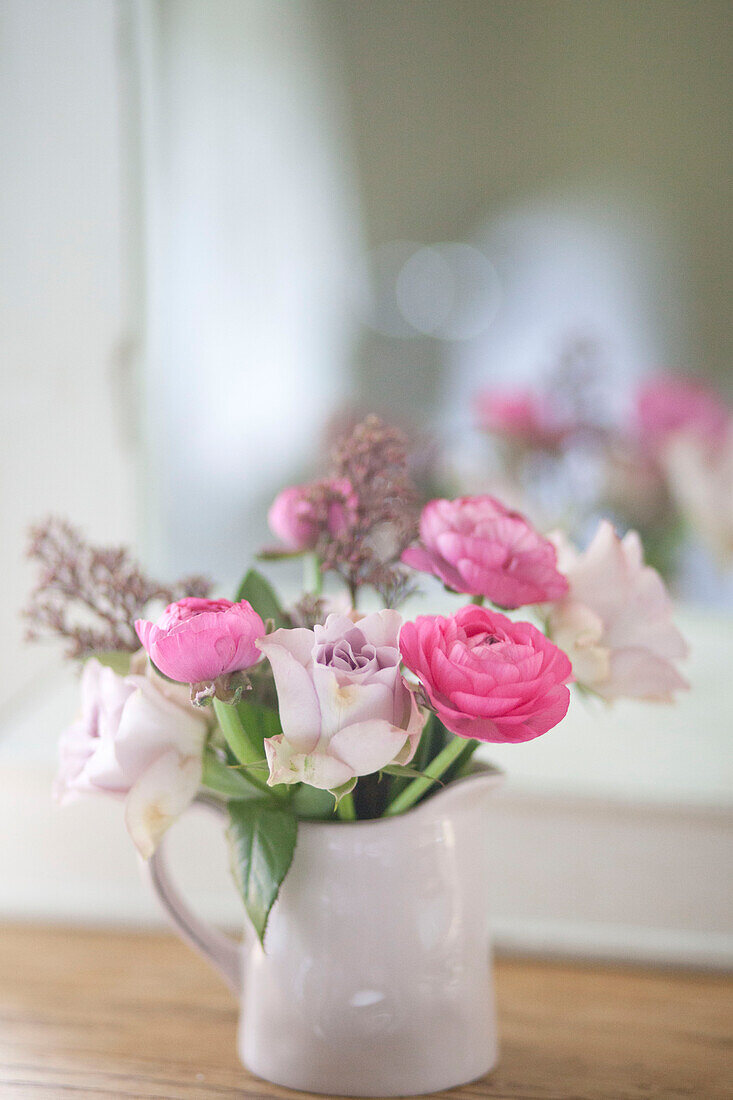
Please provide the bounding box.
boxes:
[1,0,731,966]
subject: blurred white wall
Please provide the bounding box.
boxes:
[136,0,361,583]
[448,196,686,431]
[0,0,138,701]
[330,0,733,417]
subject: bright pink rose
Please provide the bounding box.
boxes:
[636,375,729,449]
[399,605,572,744]
[135,597,264,683]
[268,478,358,551]
[402,496,568,608]
[474,388,570,448]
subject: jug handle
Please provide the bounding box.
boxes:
[141,796,242,996]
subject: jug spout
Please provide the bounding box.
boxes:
[406,761,504,823]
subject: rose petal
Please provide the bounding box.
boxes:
[125,748,202,859]
[328,719,412,776]
[264,734,354,790]
[257,633,321,753]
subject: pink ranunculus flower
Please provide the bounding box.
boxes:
[268,477,358,551]
[399,605,572,744]
[402,496,568,609]
[135,597,265,684]
[474,387,570,448]
[55,658,209,858]
[257,610,424,790]
[636,375,729,450]
[547,521,689,701]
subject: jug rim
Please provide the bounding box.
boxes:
[297,760,504,833]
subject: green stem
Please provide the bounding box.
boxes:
[335,792,356,821]
[304,553,323,596]
[472,594,485,606]
[213,699,262,766]
[213,700,288,801]
[383,735,471,816]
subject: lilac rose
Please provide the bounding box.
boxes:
[257,610,424,790]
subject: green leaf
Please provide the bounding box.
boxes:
[235,700,282,747]
[330,777,357,807]
[201,752,266,800]
[289,784,337,820]
[381,763,444,782]
[233,569,286,628]
[387,712,444,801]
[88,650,132,675]
[231,758,268,772]
[440,737,480,784]
[227,799,297,944]
[214,700,290,802]
[415,713,452,770]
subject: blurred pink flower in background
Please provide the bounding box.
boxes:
[474,387,571,448]
[268,477,358,551]
[136,597,264,683]
[258,610,423,790]
[402,495,568,608]
[548,520,689,701]
[55,659,209,857]
[399,605,572,744]
[635,375,730,450]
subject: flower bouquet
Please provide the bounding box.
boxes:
[27,416,688,1097]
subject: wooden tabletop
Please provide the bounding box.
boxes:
[0,924,730,1099]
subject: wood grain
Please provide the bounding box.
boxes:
[0,924,730,1099]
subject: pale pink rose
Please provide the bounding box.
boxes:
[474,387,570,448]
[257,610,424,790]
[399,605,572,744]
[547,520,689,701]
[135,597,264,684]
[636,375,729,450]
[55,659,209,857]
[268,478,358,551]
[402,496,568,608]
[662,427,733,565]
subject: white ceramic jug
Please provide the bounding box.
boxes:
[144,768,502,1098]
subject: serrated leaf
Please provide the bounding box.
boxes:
[227,800,297,944]
[233,569,286,628]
